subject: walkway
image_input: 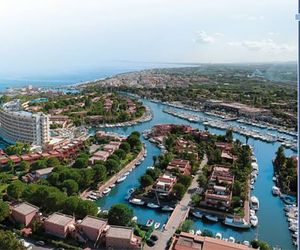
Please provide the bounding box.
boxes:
[144,155,208,250]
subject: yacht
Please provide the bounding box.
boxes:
[154,222,161,229]
[117,175,127,183]
[129,198,145,206]
[131,216,138,222]
[272,186,281,196]
[147,203,160,209]
[146,219,154,227]
[215,233,222,239]
[192,211,203,219]
[228,237,235,243]
[205,214,218,222]
[124,171,130,176]
[250,215,258,227]
[250,196,259,210]
[195,230,202,235]
[189,230,195,235]
[161,205,174,211]
[128,188,135,195]
[224,217,251,229]
[102,187,111,195]
[110,183,116,188]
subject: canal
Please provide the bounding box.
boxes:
[93,99,295,249]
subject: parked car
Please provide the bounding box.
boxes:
[36,240,45,246]
[146,239,155,247]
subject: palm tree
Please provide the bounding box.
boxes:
[245,135,249,145]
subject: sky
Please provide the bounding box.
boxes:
[0,0,297,77]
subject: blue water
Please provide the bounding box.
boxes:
[94,99,296,250]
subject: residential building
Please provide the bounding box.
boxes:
[0,100,50,147]
[167,159,191,176]
[152,174,177,195]
[170,232,251,250]
[35,167,54,179]
[78,216,107,242]
[44,212,75,238]
[11,202,39,226]
[105,225,141,249]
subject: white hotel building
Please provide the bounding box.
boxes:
[0,100,50,147]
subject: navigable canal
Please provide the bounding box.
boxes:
[93,99,296,249]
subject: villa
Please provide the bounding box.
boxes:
[105,225,142,249]
[167,159,191,176]
[35,167,54,179]
[44,212,75,238]
[78,216,107,243]
[152,173,177,195]
[11,202,39,227]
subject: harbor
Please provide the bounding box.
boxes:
[93,98,297,249]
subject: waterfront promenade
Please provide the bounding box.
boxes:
[145,155,208,250]
[81,146,145,198]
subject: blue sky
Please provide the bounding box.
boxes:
[0,0,297,76]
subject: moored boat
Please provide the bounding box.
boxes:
[224,217,251,229]
[129,198,145,206]
[102,187,111,195]
[117,175,127,183]
[147,203,160,209]
[192,211,203,219]
[154,222,161,229]
[161,205,174,211]
[272,186,281,196]
[205,214,218,222]
[250,215,258,227]
[146,219,154,227]
[215,232,222,239]
[250,196,259,210]
[228,237,235,243]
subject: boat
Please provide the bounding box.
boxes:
[215,233,222,239]
[154,222,161,229]
[250,209,256,216]
[189,230,195,235]
[147,203,160,209]
[250,196,259,210]
[243,241,250,246]
[102,187,111,195]
[272,186,280,196]
[129,198,145,206]
[272,176,277,182]
[161,205,174,212]
[224,217,251,229]
[117,175,127,183]
[281,195,296,205]
[128,188,135,195]
[88,194,98,200]
[289,225,298,232]
[146,219,154,227]
[192,211,203,219]
[97,207,101,214]
[110,183,116,188]
[131,216,138,222]
[228,237,235,243]
[196,230,202,235]
[250,215,258,227]
[205,214,218,222]
[124,171,130,176]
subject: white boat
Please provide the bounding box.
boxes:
[243,241,250,246]
[205,214,218,222]
[161,205,174,211]
[192,211,203,219]
[250,215,258,227]
[117,175,127,183]
[97,207,101,214]
[102,187,111,195]
[272,176,277,182]
[215,232,222,239]
[189,230,195,235]
[224,217,251,229]
[129,198,145,205]
[272,186,281,196]
[154,222,161,229]
[196,230,202,235]
[127,188,135,195]
[289,225,298,232]
[147,203,160,209]
[250,209,256,216]
[131,216,138,222]
[110,183,116,188]
[124,171,130,176]
[146,219,154,227]
[250,196,259,210]
[228,237,235,243]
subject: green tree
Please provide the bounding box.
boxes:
[180,219,193,233]
[178,175,192,188]
[7,180,25,200]
[114,149,126,160]
[105,159,120,174]
[197,173,207,187]
[73,157,88,168]
[62,179,79,195]
[108,204,133,226]
[46,157,61,168]
[120,142,131,153]
[76,200,98,219]
[19,161,30,172]
[140,174,154,188]
[93,164,107,183]
[64,196,80,215]
[172,183,186,200]
[0,230,26,250]
[0,200,10,222]
[274,146,286,172]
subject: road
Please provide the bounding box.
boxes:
[144,155,208,250]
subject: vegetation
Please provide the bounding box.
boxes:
[0,230,26,250]
[108,204,134,226]
[251,240,272,250]
[4,142,30,156]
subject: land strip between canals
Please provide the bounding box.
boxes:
[145,155,208,250]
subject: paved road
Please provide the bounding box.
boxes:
[144,155,208,250]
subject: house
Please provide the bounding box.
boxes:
[152,174,177,195]
[44,212,75,238]
[167,159,191,176]
[89,151,110,164]
[170,232,251,250]
[105,225,141,249]
[78,216,107,242]
[35,167,54,179]
[11,202,39,226]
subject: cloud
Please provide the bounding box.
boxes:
[230,14,264,21]
[228,39,296,53]
[194,30,215,44]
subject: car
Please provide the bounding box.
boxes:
[150,235,158,242]
[36,241,45,246]
[146,239,155,247]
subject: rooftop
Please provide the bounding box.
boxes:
[13,202,39,215]
[106,225,133,240]
[45,212,74,226]
[80,216,107,230]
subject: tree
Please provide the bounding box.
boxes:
[140,174,154,188]
[178,175,192,188]
[19,161,30,172]
[197,173,207,187]
[0,200,10,222]
[105,159,120,174]
[127,135,141,149]
[120,142,130,153]
[46,157,61,168]
[274,146,286,171]
[76,200,98,219]
[251,240,272,250]
[145,168,161,180]
[114,149,126,160]
[62,179,79,195]
[225,129,233,142]
[172,183,186,200]
[152,156,157,165]
[180,219,193,233]
[73,157,88,168]
[7,180,25,200]
[0,230,26,250]
[93,164,107,183]
[108,204,133,226]
[64,196,80,215]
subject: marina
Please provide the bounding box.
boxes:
[91,99,297,249]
